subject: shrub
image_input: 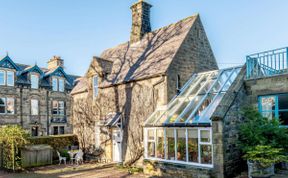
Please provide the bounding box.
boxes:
[0,126,29,171]
[28,134,78,150]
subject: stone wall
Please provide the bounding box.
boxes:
[166,16,218,100]
[143,160,212,178]
[0,85,72,136]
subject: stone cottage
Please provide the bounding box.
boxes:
[0,55,78,136]
[71,0,218,164]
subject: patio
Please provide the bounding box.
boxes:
[0,163,147,178]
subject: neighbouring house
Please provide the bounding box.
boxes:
[0,55,78,136]
[143,47,288,178]
[71,0,218,165]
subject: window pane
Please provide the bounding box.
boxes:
[53,126,59,135]
[7,71,14,86]
[261,96,276,111]
[93,76,98,97]
[188,129,198,163]
[156,129,165,159]
[59,79,64,92]
[0,98,5,114]
[148,142,155,157]
[200,130,211,143]
[166,129,175,160]
[262,111,275,121]
[148,129,155,140]
[278,94,288,110]
[31,100,39,115]
[58,101,64,115]
[52,101,58,115]
[31,75,39,89]
[176,129,186,161]
[52,78,58,91]
[7,98,14,114]
[59,126,65,134]
[200,145,212,164]
[31,126,38,137]
[0,71,5,85]
[279,111,288,126]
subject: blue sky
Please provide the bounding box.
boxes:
[0,0,288,76]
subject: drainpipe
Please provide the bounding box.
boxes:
[46,90,49,135]
[152,76,165,110]
[20,86,23,127]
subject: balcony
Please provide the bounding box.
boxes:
[50,117,67,123]
[246,47,288,80]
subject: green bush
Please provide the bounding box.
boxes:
[59,149,70,161]
[28,134,78,151]
[239,107,288,152]
[0,126,29,171]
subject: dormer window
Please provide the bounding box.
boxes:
[93,75,98,98]
[0,70,14,86]
[52,77,65,92]
[31,74,39,89]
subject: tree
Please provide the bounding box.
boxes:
[0,125,29,171]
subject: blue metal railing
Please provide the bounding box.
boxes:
[246,47,288,79]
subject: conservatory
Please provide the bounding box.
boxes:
[143,66,242,168]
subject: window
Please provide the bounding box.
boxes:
[0,97,14,114]
[145,127,212,167]
[31,74,39,89]
[59,79,64,92]
[176,75,181,93]
[52,78,58,91]
[52,101,65,116]
[7,71,14,86]
[31,99,39,115]
[0,71,5,85]
[93,75,98,98]
[31,126,38,137]
[259,94,288,126]
[53,126,65,135]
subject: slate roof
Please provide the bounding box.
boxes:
[71,77,89,95]
[0,56,79,89]
[98,15,198,88]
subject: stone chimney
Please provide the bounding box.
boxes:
[130,0,152,43]
[47,56,64,70]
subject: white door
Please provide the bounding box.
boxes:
[112,129,122,162]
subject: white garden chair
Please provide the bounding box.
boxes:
[57,151,66,165]
[75,150,84,165]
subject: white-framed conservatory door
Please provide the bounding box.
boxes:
[112,129,122,162]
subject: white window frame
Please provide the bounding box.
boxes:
[93,75,98,98]
[0,70,6,86]
[0,97,15,115]
[6,71,14,87]
[144,127,213,168]
[52,100,65,116]
[31,99,39,116]
[31,74,39,89]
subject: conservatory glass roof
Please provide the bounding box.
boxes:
[145,66,242,127]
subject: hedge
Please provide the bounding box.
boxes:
[28,134,79,151]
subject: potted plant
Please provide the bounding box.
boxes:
[244,145,288,178]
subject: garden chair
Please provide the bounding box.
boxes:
[75,150,84,165]
[57,151,66,165]
[68,151,76,164]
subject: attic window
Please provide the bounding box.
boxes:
[31,74,39,89]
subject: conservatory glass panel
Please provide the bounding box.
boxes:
[188,129,198,163]
[200,93,225,122]
[200,145,212,164]
[177,95,204,123]
[176,129,186,161]
[200,130,211,143]
[166,129,175,160]
[156,129,165,159]
[147,129,155,157]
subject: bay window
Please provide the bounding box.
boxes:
[0,97,14,114]
[31,74,39,89]
[144,127,213,167]
[259,94,288,126]
[52,101,65,116]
